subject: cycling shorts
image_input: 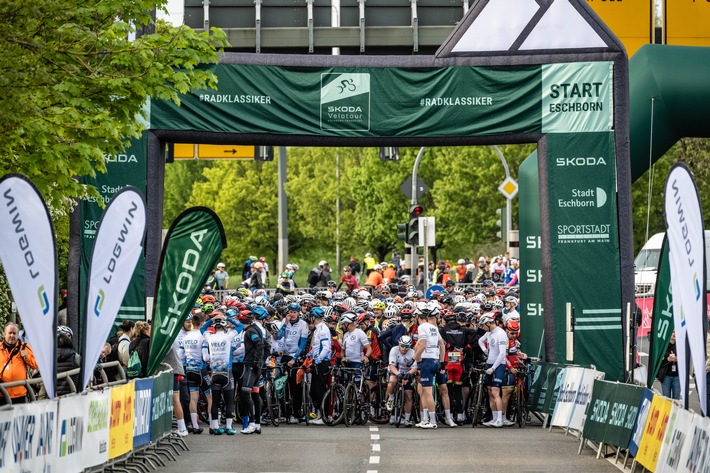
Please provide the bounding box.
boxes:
[436,369,448,386]
[503,371,515,387]
[173,374,182,392]
[241,365,262,391]
[186,368,212,394]
[211,371,235,391]
[419,358,439,387]
[364,363,379,382]
[445,362,463,383]
[484,363,505,389]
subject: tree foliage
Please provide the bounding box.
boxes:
[0,0,228,211]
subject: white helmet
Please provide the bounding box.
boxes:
[340,313,356,325]
[357,291,372,301]
[479,314,495,325]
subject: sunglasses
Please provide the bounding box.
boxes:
[507,330,519,334]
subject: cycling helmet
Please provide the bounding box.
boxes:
[453,295,466,305]
[504,296,519,306]
[202,303,215,313]
[237,287,250,296]
[399,335,413,348]
[334,303,351,314]
[343,297,357,309]
[356,300,370,310]
[57,325,73,339]
[493,300,505,310]
[484,289,495,298]
[442,309,456,319]
[333,291,348,301]
[340,312,356,325]
[201,294,216,304]
[479,314,495,325]
[507,320,520,332]
[384,305,399,319]
[400,308,414,320]
[254,295,270,306]
[463,286,476,295]
[300,299,317,310]
[194,298,203,308]
[370,300,386,311]
[482,280,494,287]
[382,317,400,331]
[405,291,418,300]
[224,297,239,308]
[275,299,289,315]
[285,294,299,303]
[239,309,254,321]
[316,291,332,300]
[272,293,284,303]
[322,306,335,317]
[310,307,326,319]
[496,288,506,297]
[252,306,269,320]
[480,301,494,312]
[287,302,301,313]
[356,313,372,325]
[357,290,371,301]
[473,293,486,303]
[265,305,276,317]
[327,280,337,288]
[456,312,469,323]
[226,308,238,318]
[325,313,339,324]
[213,318,227,328]
[352,306,366,315]
[440,295,454,306]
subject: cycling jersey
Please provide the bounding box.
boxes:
[506,338,522,370]
[308,322,332,363]
[416,322,441,359]
[342,328,369,362]
[200,317,241,372]
[502,309,520,324]
[243,324,266,366]
[483,326,507,371]
[276,319,309,358]
[232,330,245,363]
[388,347,417,374]
[179,330,209,371]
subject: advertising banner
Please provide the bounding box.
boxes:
[636,395,673,471]
[582,380,617,444]
[544,132,622,380]
[551,366,582,427]
[663,163,707,414]
[81,187,147,391]
[151,370,174,441]
[56,395,89,473]
[656,405,692,473]
[629,388,655,457]
[147,207,226,375]
[543,365,567,416]
[109,381,135,459]
[518,152,545,357]
[676,413,710,472]
[80,136,147,332]
[0,174,58,399]
[649,239,674,387]
[527,361,547,412]
[83,390,110,469]
[1,400,58,473]
[150,62,613,138]
[133,378,154,448]
[568,369,604,431]
[637,296,653,337]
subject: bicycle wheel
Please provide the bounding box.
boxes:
[358,384,371,426]
[265,381,281,427]
[516,385,526,428]
[302,380,311,426]
[197,391,210,424]
[344,383,357,427]
[394,383,405,428]
[322,383,346,426]
[471,381,485,428]
[368,383,389,424]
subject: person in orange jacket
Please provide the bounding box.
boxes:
[0,322,38,405]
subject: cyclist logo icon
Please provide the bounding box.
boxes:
[337,79,356,94]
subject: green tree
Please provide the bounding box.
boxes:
[0,0,228,212]
[163,160,214,227]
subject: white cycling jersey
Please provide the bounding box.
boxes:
[204,330,233,372]
[417,322,441,359]
[277,319,309,357]
[342,328,369,362]
[388,347,417,374]
[231,329,245,362]
[484,326,508,370]
[308,322,332,363]
[179,330,209,371]
[502,309,520,324]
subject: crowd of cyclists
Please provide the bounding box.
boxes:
[172,254,528,436]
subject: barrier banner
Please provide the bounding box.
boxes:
[636,395,673,471]
[147,207,226,375]
[543,365,567,415]
[663,163,707,413]
[656,405,691,473]
[81,187,146,391]
[109,381,135,459]
[648,239,674,387]
[2,400,58,473]
[56,396,88,473]
[83,390,110,469]
[629,388,655,457]
[677,413,710,472]
[568,368,604,431]
[0,174,58,399]
[133,378,154,448]
[151,370,174,442]
[527,362,549,412]
[551,366,584,427]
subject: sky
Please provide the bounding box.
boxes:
[158,0,184,26]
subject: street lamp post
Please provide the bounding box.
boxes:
[492,145,513,250]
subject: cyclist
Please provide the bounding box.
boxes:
[501,320,525,425]
[478,313,508,428]
[413,305,446,429]
[502,296,520,324]
[378,307,414,356]
[341,312,372,375]
[178,312,211,434]
[370,300,386,329]
[385,335,418,426]
[308,307,332,425]
[275,302,310,423]
[440,310,476,426]
[200,312,242,435]
[239,307,267,434]
[358,313,383,395]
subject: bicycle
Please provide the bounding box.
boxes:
[464,364,490,428]
[392,373,415,428]
[321,365,347,426]
[341,366,370,427]
[367,362,390,425]
[282,358,316,425]
[507,360,532,428]
[262,362,281,427]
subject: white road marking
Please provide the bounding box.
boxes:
[367,470,378,473]
[369,426,379,431]
[371,434,380,440]
[372,444,381,452]
[370,456,380,464]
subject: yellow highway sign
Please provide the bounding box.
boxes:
[173,144,255,160]
[666,0,710,46]
[586,0,653,57]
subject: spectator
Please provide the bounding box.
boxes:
[444,279,456,294]
[259,257,270,280]
[242,256,257,281]
[505,259,519,285]
[276,271,296,295]
[204,270,217,290]
[348,257,362,283]
[490,256,505,283]
[214,262,229,290]
[340,266,359,292]
[461,264,476,284]
[456,259,467,282]
[317,261,332,287]
[392,251,402,271]
[382,263,397,283]
[474,261,490,284]
[365,264,384,288]
[658,331,679,400]
[249,262,266,290]
[129,321,151,379]
[363,253,377,276]
[117,320,135,368]
[0,322,38,405]
[95,342,119,384]
[56,328,80,397]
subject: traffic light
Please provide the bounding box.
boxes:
[495,207,507,240]
[397,222,408,241]
[255,146,274,161]
[407,204,423,245]
[379,147,399,161]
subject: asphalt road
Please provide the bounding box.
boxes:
[159,420,621,473]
